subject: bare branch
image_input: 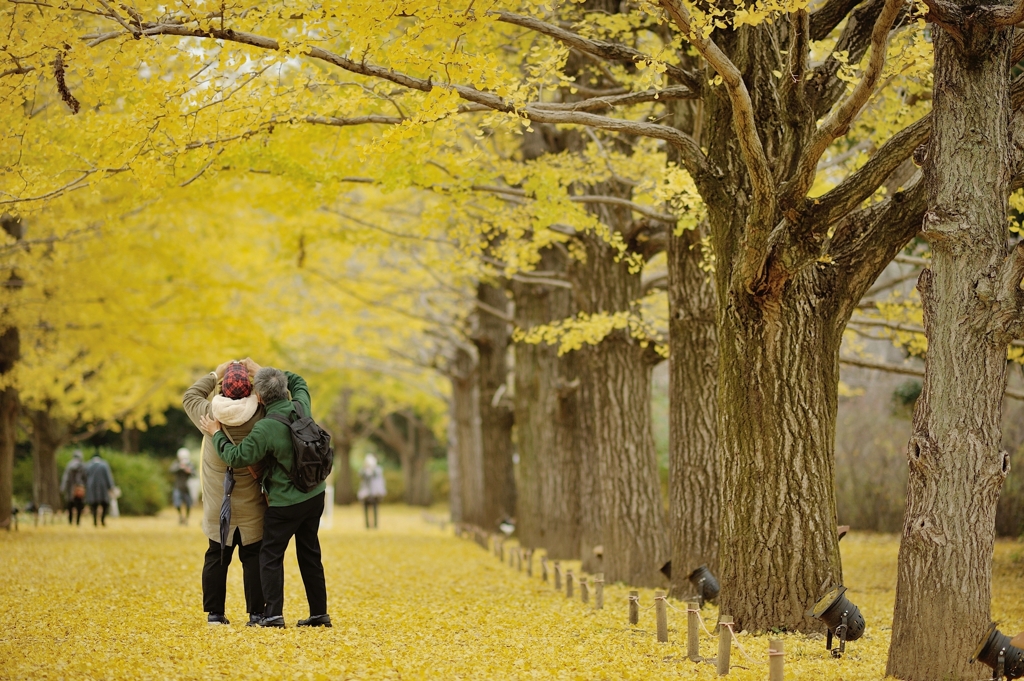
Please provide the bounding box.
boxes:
[475,299,514,323]
[470,184,677,223]
[810,0,867,39]
[840,355,1024,399]
[90,22,710,178]
[0,170,95,205]
[806,114,930,229]
[491,11,701,91]
[788,0,904,202]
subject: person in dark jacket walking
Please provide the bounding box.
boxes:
[60,449,87,525]
[85,451,115,527]
[200,365,330,629]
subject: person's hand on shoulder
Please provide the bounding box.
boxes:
[199,414,221,436]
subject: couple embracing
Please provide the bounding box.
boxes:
[183,359,332,628]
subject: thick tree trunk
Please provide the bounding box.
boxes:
[404,418,434,507]
[716,273,844,631]
[474,283,516,528]
[333,439,355,505]
[451,346,484,525]
[572,232,669,586]
[513,247,582,559]
[121,426,139,454]
[446,411,463,523]
[886,22,1013,680]
[331,391,357,505]
[30,408,66,509]
[0,384,18,527]
[667,224,720,598]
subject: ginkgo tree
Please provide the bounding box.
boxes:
[1,0,944,631]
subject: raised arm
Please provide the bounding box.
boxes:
[285,371,311,417]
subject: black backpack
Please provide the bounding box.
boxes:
[267,400,334,493]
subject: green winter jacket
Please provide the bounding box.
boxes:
[213,371,326,507]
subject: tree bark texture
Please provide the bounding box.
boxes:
[694,19,927,631]
[667,223,720,598]
[513,247,582,559]
[571,230,669,586]
[451,345,484,525]
[887,21,1014,680]
[474,283,516,527]
[30,407,66,509]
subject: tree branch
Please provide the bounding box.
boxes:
[806,114,930,229]
[91,21,711,179]
[787,0,904,203]
[839,355,1024,400]
[491,10,701,92]
[659,0,777,291]
[810,0,868,39]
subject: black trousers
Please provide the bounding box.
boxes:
[90,501,108,526]
[66,498,83,525]
[202,528,264,615]
[260,492,327,618]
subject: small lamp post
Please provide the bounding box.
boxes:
[971,623,1024,680]
[807,586,865,658]
[688,565,720,607]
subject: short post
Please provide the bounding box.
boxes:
[526,549,534,577]
[566,570,575,598]
[769,639,784,681]
[508,547,515,567]
[628,590,639,625]
[580,577,589,604]
[687,601,700,662]
[515,548,522,572]
[655,591,668,643]
[541,556,548,582]
[594,573,604,610]
[499,539,505,563]
[554,562,562,590]
[717,615,733,676]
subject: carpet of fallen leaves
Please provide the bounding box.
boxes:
[1,506,1022,681]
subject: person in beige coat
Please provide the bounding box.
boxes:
[183,358,267,625]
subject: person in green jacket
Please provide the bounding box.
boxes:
[199,364,330,629]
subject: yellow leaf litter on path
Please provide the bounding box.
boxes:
[1,506,1022,680]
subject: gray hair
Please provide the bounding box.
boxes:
[253,367,289,405]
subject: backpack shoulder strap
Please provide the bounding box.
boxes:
[267,413,291,425]
[292,400,307,418]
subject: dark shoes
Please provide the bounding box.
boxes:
[297,614,332,628]
[247,615,285,628]
[207,613,230,625]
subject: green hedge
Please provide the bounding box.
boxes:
[13,447,169,516]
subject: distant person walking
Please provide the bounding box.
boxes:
[170,448,195,526]
[357,454,386,529]
[60,449,87,525]
[201,366,332,629]
[183,359,268,626]
[85,451,115,527]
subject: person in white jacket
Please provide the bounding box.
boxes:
[357,454,386,529]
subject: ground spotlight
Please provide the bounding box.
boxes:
[688,565,720,607]
[971,623,1024,680]
[807,586,865,658]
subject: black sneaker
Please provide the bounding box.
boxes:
[245,613,265,627]
[297,614,332,628]
[253,615,285,628]
[207,613,230,625]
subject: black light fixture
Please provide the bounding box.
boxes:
[971,623,1024,680]
[807,586,865,658]
[688,565,720,607]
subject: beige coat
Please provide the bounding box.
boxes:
[182,372,267,545]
